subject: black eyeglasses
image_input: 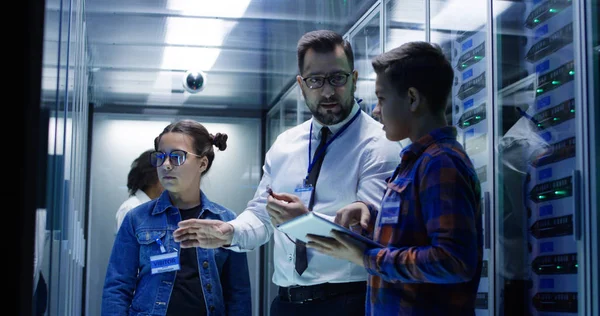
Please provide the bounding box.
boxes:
[300,72,351,89]
[150,150,202,167]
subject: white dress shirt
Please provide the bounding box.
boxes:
[115,190,151,232]
[228,103,401,287]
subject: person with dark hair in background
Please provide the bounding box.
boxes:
[306,41,483,315]
[102,119,252,316]
[170,30,400,316]
[115,149,164,232]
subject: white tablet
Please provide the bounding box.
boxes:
[277,212,384,248]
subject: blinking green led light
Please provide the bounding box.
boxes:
[557,265,562,269]
[575,264,578,267]
[538,123,542,127]
[462,64,467,68]
[553,117,559,121]
[555,190,567,195]
[538,195,546,199]
[552,80,560,85]
[534,18,540,23]
[537,88,544,93]
[570,109,575,113]
[475,116,481,120]
[569,70,575,75]
[463,122,470,126]
[474,56,482,60]
[549,8,558,13]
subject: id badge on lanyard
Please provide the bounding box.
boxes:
[149,237,180,274]
[295,181,314,208]
[301,110,361,209]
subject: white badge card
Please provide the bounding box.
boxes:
[150,252,180,274]
[294,183,314,208]
[380,189,401,225]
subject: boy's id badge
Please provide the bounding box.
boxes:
[150,252,180,274]
[294,183,314,208]
[380,190,401,224]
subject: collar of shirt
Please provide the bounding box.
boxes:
[310,101,360,139]
[400,126,458,162]
[152,190,226,216]
[133,189,151,204]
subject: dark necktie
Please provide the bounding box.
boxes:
[295,127,330,276]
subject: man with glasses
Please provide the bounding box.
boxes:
[172,30,400,316]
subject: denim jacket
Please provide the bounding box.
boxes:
[102,190,252,316]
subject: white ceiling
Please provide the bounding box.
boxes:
[41,0,378,113]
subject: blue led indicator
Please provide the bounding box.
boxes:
[537,95,551,110]
[463,99,474,110]
[462,39,473,51]
[463,68,473,81]
[539,205,553,216]
[539,168,552,180]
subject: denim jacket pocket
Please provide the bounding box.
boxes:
[136,230,168,262]
[136,230,166,244]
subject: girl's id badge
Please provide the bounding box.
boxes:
[149,237,180,274]
[150,252,180,274]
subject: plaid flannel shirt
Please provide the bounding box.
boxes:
[363,126,483,315]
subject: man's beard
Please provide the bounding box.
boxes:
[310,99,354,125]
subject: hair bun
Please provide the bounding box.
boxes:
[212,133,228,151]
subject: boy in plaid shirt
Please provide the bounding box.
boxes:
[307,41,483,316]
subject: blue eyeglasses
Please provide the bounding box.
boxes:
[150,150,202,167]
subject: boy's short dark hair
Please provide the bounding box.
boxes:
[371,41,454,114]
[297,30,354,74]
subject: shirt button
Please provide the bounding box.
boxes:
[287,254,293,261]
[206,283,212,292]
[202,261,209,268]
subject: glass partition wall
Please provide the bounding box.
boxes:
[493,1,582,315]
[430,0,492,313]
[37,0,90,315]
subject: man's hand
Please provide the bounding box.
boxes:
[173,219,234,248]
[306,230,368,267]
[335,202,371,232]
[266,192,309,226]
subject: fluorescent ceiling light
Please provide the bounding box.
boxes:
[151,1,251,104]
[167,0,251,18]
[161,0,251,71]
[164,18,238,47]
[162,47,222,71]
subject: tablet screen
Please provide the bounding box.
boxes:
[277,212,383,248]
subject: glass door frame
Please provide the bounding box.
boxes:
[575,0,599,315]
[586,0,600,314]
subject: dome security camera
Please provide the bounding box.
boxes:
[182,70,207,93]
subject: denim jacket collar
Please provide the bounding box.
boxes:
[152,190,226,216]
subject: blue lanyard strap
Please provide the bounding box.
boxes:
[307,109,361,177]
